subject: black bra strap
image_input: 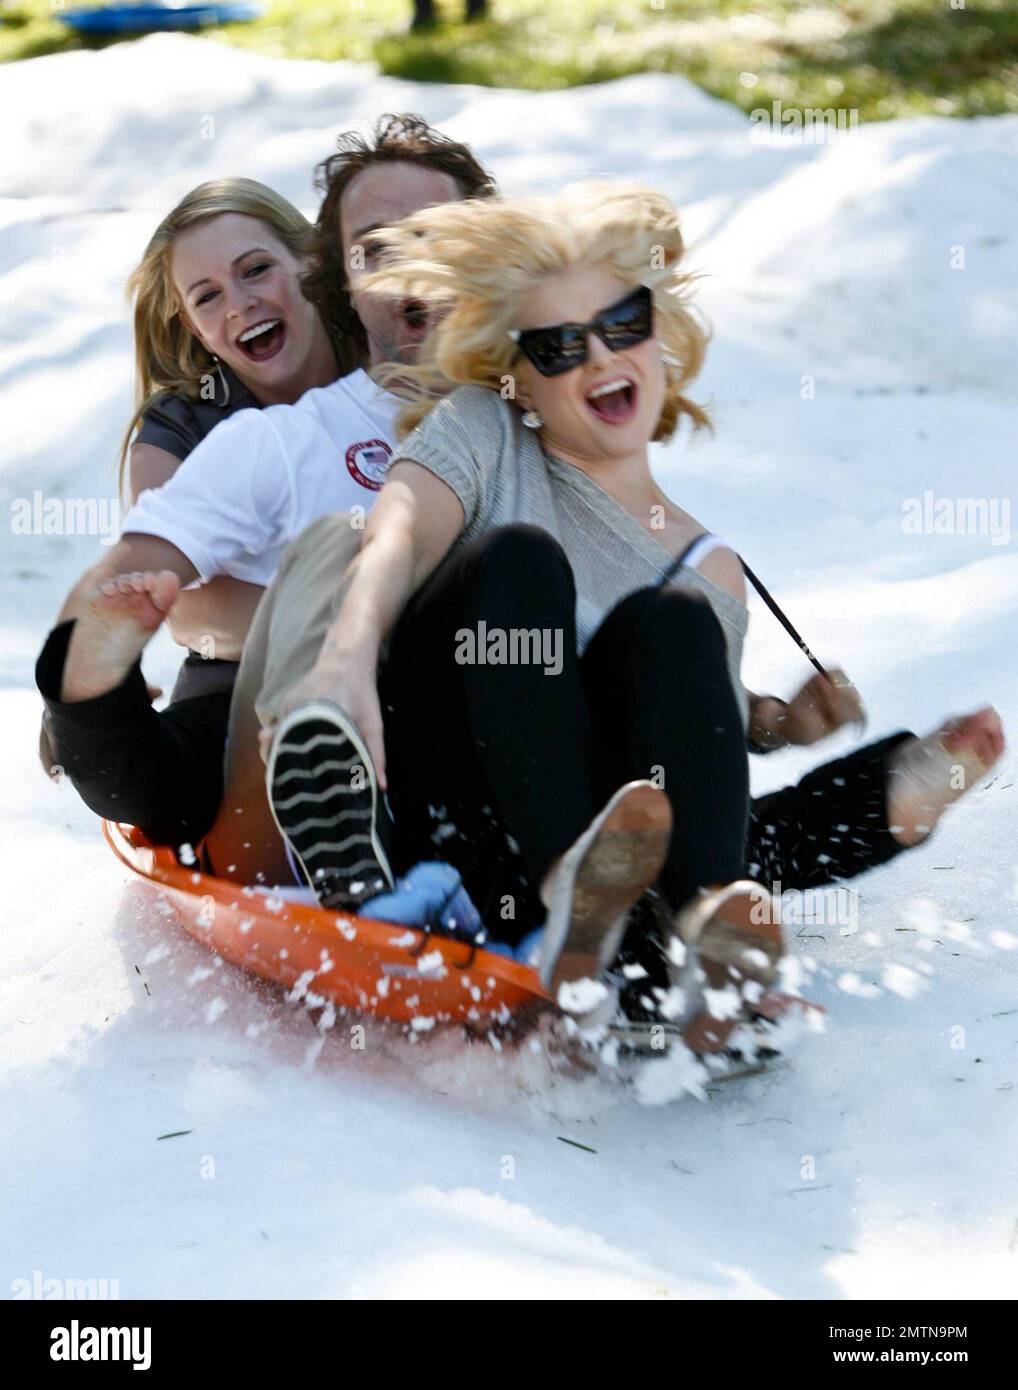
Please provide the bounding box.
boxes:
[658,542,828,679]
[740,560,828,679]
[658,533,706,588]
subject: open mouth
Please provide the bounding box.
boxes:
[401,299,429,340]
[236,318,286,363]
[584,375,638,423]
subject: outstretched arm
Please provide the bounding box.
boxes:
[268,460,466,786]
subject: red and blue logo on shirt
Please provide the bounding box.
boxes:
[346,438,393,491]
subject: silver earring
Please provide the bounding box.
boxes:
[212,353,231,407]
[521,408,543,429]
[661,351,681,374]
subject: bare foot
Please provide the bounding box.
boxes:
[61,570,181,702]
[887,706,1005,846]
[675,881,784,1054]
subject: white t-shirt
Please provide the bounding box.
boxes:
[123,369,398,585]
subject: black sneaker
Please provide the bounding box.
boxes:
[266,700,394,911]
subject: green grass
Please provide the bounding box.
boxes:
[2,0,1016,120]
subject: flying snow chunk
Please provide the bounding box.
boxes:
[703,984,741,1020]
[657,985,688,1022]
[667,937,687,968]
[634,1047,708,1106]
[557,978,609,1015]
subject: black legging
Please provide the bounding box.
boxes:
[380,524,751,943]
[36,621,230,849]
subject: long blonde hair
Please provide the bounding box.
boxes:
[118,178,331,494]
[363,180,711,440]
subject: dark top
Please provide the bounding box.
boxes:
[135,362,259,461]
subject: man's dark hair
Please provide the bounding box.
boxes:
[303,113,498,370]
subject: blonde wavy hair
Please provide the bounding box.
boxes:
[364,180,711,440]
[117,178,337,494]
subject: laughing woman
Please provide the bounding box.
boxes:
[37,178,346,837]
[265,182,1003,1045]
[119,177,345,698]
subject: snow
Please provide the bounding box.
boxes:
[2,34,1017,1300]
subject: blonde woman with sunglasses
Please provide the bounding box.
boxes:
[262,182,1002,1049]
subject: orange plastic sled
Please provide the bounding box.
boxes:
[103,821,548,1027]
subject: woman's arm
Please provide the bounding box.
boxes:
[270,461,466,786]
[129,441,181,502]
[164,578,266,661]
[320,463,464,660]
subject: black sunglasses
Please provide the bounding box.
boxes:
[507,283,654,377]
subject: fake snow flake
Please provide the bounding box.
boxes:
[557,977,608,1015]
[416,950,446,977]
[703,984,741,1021]
[205,997,227,1024]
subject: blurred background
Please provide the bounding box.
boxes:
[2,0,1016,121]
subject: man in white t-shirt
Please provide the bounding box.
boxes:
[120,366,399,589]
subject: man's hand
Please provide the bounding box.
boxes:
[783,668,866,746]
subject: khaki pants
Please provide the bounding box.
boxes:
[204,513,363,886]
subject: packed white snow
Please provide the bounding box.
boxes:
[1,35,1016,1300]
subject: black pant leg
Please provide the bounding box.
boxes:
[747,730,915,891]
[36,621,231,848]
[380,525,598,938]
[580,584,750,913]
